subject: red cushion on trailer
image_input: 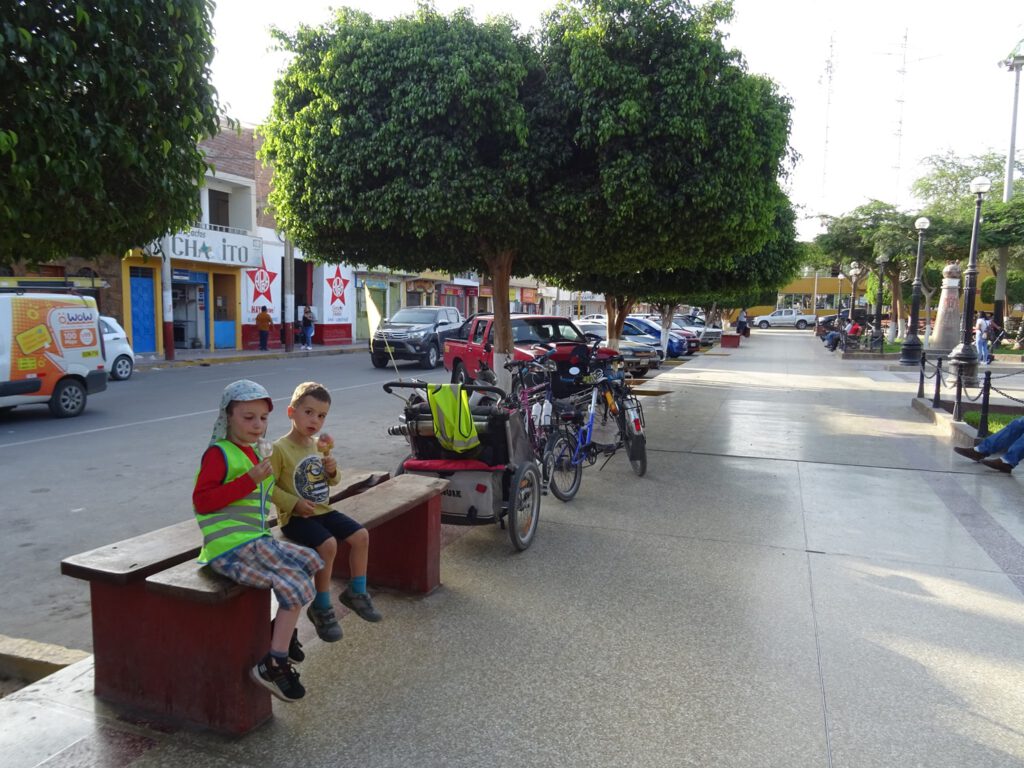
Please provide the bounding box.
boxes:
[403,458,506,472]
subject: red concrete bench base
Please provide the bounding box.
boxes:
[90,578,271,735]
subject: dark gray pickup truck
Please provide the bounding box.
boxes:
[370,306,465,369]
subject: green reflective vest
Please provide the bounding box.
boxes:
[426,383,480,453]
[195,440,274,564]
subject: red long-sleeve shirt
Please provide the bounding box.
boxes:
[192,444,259,514]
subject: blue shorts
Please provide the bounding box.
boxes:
[282,510,364,549]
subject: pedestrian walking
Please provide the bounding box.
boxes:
[255,306,273,351]
[975,312,990,365]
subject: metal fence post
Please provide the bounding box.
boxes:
[978,370,992,438]
[932,358,942,408]
[953,363,964,421]
[917,353,926,399]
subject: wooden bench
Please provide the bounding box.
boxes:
[61,472,447,734]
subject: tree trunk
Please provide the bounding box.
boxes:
[484,250,515,392]
[655,300,674,357]
[604,295,637,351]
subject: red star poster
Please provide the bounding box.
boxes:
[246,257,278,305]
[326,265,350,306]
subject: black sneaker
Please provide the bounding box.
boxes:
[340,588,383,622]
[250,654,305,702]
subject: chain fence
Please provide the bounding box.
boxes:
[919,351,1024,437]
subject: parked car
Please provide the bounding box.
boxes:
[671,314,723,346]
[100,316,135,380]
[752,308,816,329]
[444,314,620,384]
[370,306,465,369]
[575,322,661,376]
[624,316,691,357]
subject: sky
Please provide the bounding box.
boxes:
[210,0,1024,240]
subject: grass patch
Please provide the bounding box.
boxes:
[962,411,1013,433]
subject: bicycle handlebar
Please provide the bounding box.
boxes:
[382,381,507,399]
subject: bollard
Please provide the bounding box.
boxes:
[917,353,926,399]
[952,363,964,421]
[978,370,992,438]
[932,358,942,408]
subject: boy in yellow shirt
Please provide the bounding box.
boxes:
[271,382,381,642]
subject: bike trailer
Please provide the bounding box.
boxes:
[385,381,541,550]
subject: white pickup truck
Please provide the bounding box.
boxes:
[752,308,817,329]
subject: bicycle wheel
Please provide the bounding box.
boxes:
[507,462,541,551]
[544,430,582,502]
[618,403,647,477]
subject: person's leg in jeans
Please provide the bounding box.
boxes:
[975,417,1024,462]
[976,335,988,364]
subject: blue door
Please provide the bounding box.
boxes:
[130,268,156,353]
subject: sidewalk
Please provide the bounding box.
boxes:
[133,340,369,371]
[4,330,1023,767]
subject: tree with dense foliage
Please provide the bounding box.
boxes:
[260,7,553,366]
[262,0,793,365]
[913,150,1024,322]
[538,0,793,336]
[0,0,221,266]
[815,201,922,337]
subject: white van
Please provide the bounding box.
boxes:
[0,291,108,417]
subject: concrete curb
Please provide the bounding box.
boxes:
[135,344,368,371]
[0,634,88,686]
[911,397,979,447]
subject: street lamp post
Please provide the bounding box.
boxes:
[949,176,992,384]
[873,252,890,349]
[995,40,1024,325]
[899,217,931,365]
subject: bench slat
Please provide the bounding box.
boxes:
[146,560,248,603]
[60,519,201,585]
[334,474,448,528]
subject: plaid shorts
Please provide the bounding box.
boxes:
[209,536,323,609]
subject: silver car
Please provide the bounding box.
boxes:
[576,322,661,377]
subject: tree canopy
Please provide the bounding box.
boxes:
[260,0,794,354]
[0,0,221,265]
[539,0,793,276]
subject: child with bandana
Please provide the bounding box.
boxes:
[192,379,322,703]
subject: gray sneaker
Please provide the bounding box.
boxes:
[340,588,383,623]
[306,604,343,642]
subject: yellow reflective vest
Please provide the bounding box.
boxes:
[195,440,274,564]
[426,383,480,453]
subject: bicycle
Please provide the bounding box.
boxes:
[545,351,647,502]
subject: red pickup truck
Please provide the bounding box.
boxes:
[444,313,617,384]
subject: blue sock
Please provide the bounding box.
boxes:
[312,591,331,610]
[270,649,287,663]
[349,575,367,595]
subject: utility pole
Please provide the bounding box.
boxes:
[283,235,295,353]
[158,239,174,361]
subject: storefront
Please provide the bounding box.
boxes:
[122,224,264,354]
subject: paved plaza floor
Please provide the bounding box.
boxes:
[3,329,1022,768]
